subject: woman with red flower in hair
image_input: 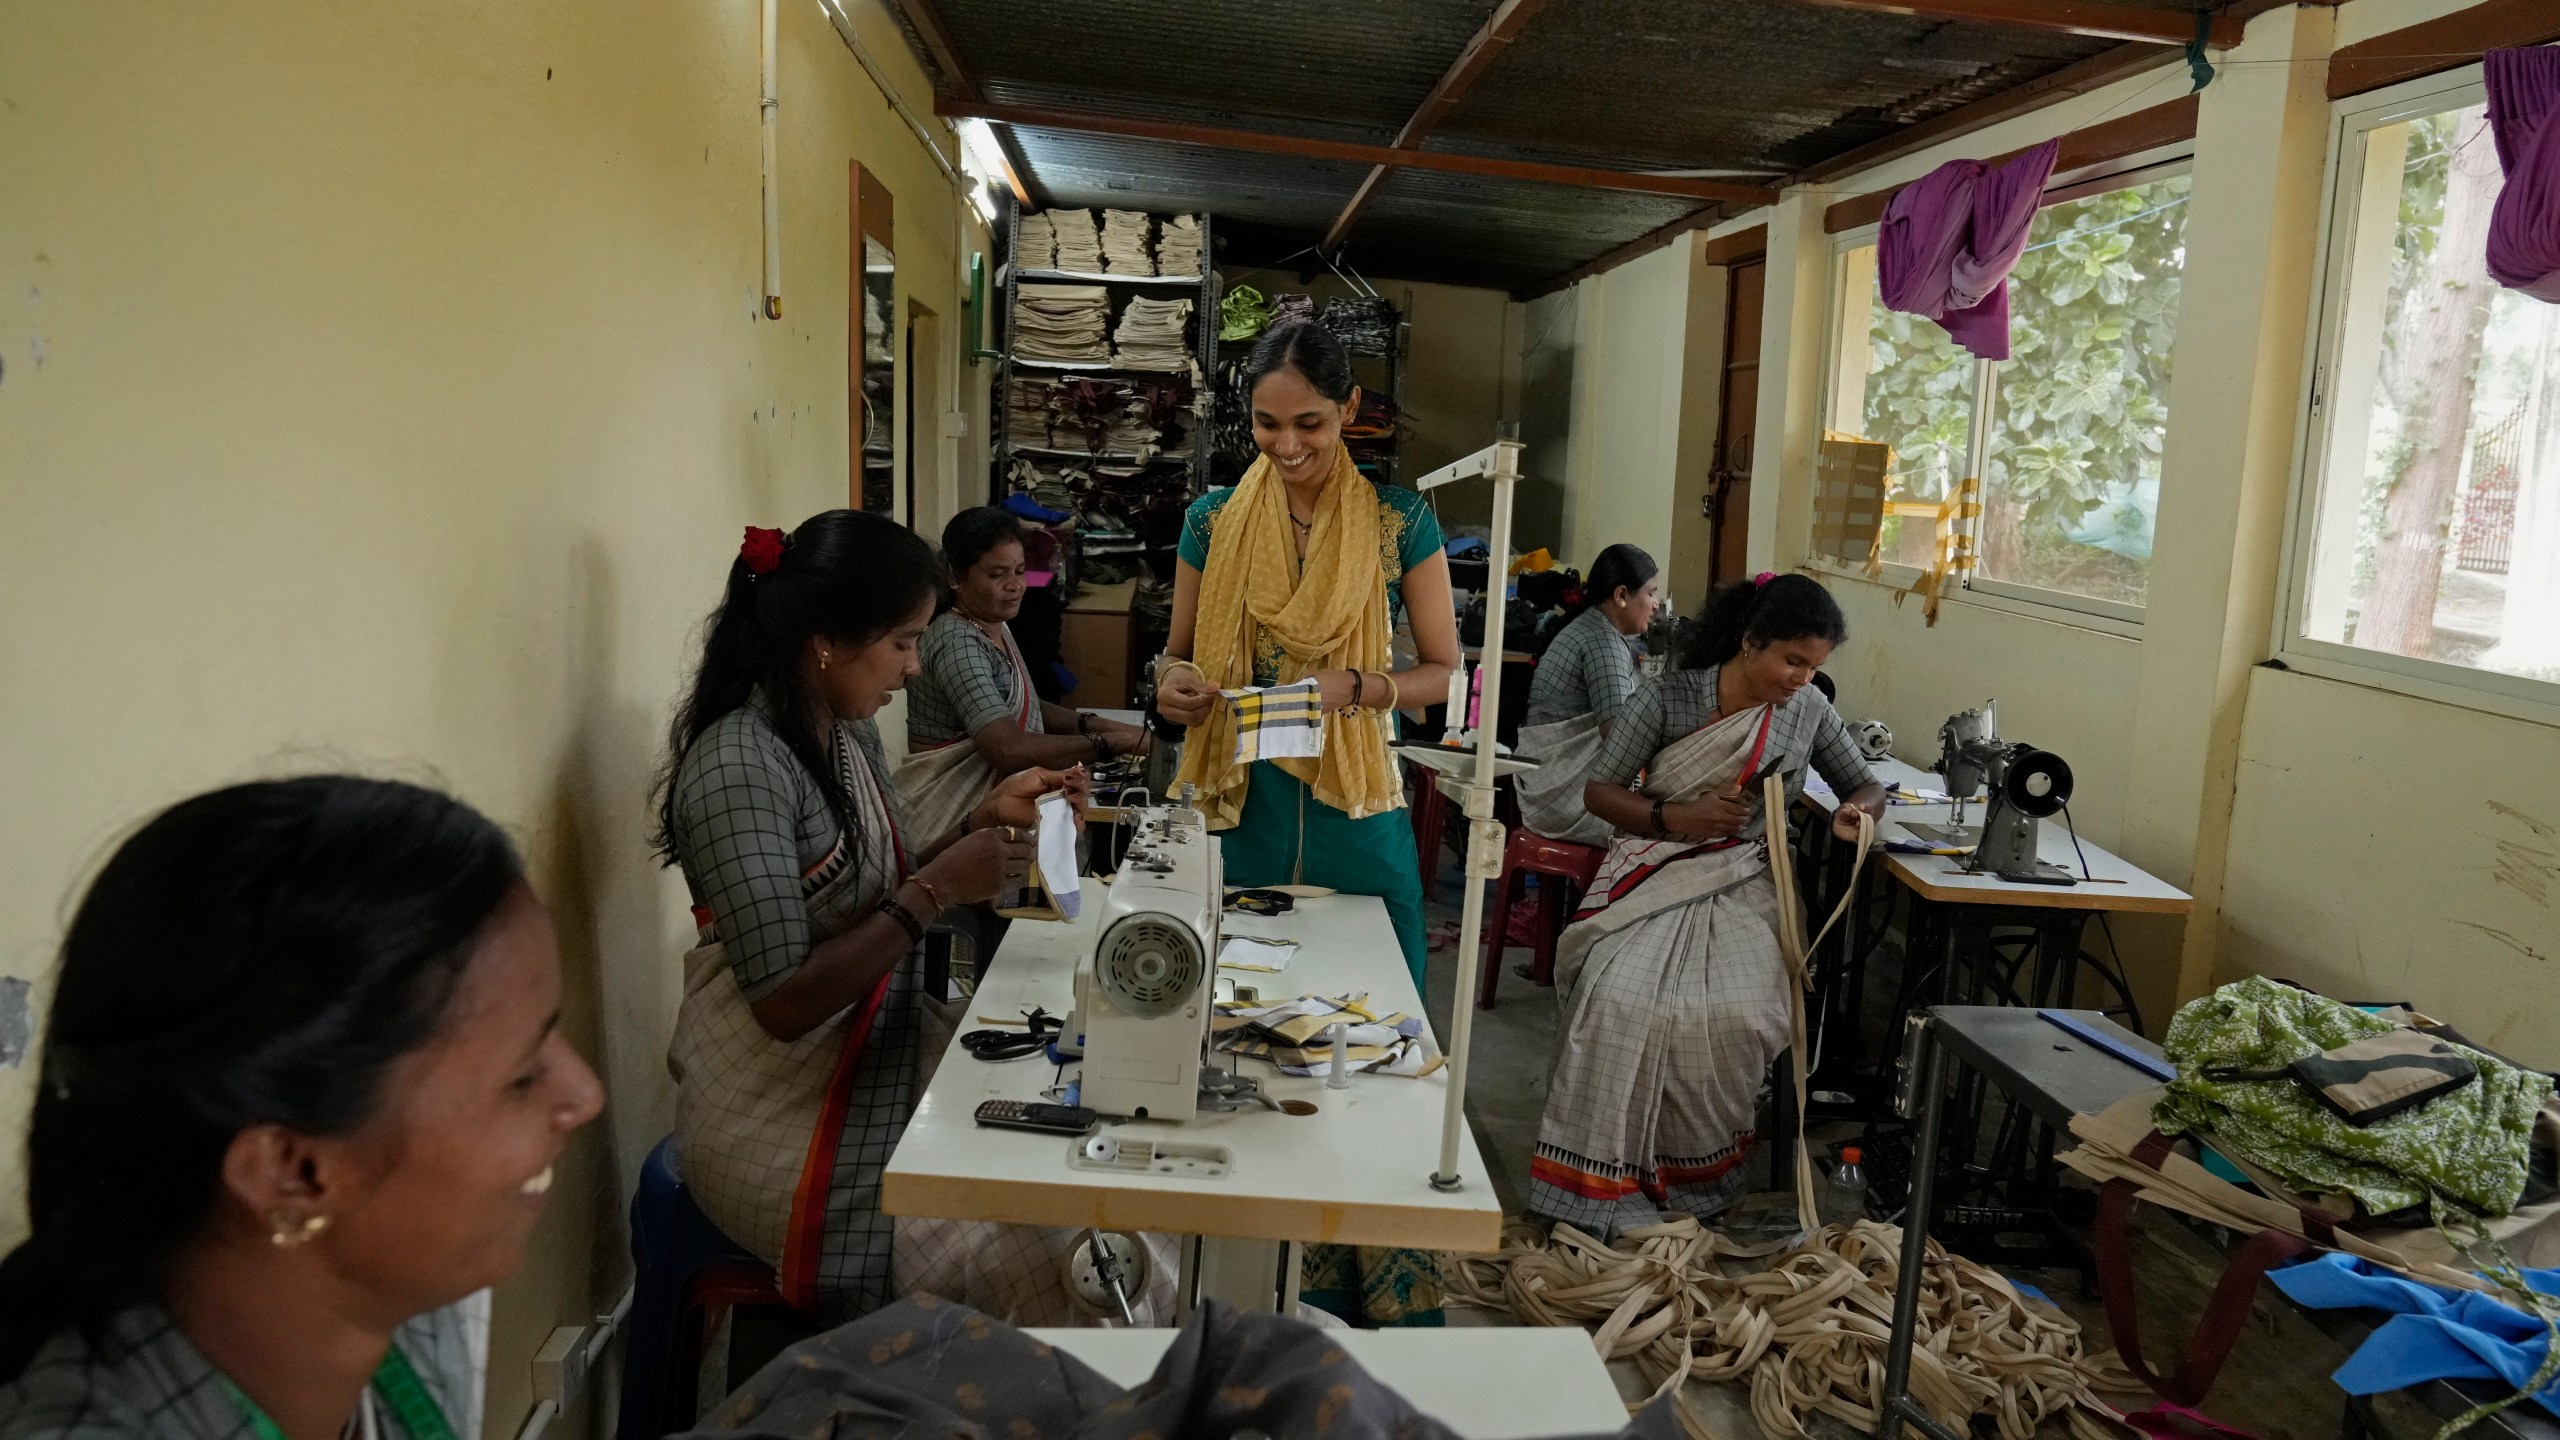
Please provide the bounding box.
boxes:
[648,510,1155,1319]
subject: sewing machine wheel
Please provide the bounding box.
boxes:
[1065,1229,1153,1318]
[1094,914,1206,1015]
[2001,749,2073,818]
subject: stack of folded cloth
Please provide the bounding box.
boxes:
[1006,376,1063,448]
[1011,284,1109,363]
[1113,296,1194,371]
[1156,215,1203,277]
[1049,209,1103,273]
[1322,295,1398,356]
[1271,292,1317,329]
[1015,211,1057,272]
[1100,209,1153,275]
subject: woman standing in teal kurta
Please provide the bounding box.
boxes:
[1156,321,1456,990]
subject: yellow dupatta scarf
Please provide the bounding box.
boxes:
[1177,444,1402,829]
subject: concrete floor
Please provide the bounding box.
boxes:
[1410,850,2450,1440]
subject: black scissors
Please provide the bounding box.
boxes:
[1224,887,1295,917]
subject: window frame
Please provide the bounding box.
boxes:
[1810,152,2194,634]
[2274,65,2560,728]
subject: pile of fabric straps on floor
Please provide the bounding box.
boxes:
[1450,1216,2142,1440]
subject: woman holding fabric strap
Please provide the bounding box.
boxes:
[1528,574,1887,1239]
[1155,321,1460,990]
[1516,543,1660,848]
[658,513,1173,1320]
[0,777,605,1440]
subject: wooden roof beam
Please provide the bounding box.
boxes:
[1789,0,2241,48]
[1324,0,1557,254]
[934,99,1781,205]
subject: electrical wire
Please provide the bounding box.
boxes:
[962,1007,1063,1061]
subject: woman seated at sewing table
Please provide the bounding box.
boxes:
[1529,573,1887,1238]
[898,506,1150,842]
[1514,543,1659,849]
[0,776,604,1440]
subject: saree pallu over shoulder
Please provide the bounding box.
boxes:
[1176,446,1401,828]
[1554,703,1774,991]
[894,619,1041,845]
[669,742,909,1309]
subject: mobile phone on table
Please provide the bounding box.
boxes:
[973,1099,1099,1135]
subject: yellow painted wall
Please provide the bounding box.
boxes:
[0,0,990,1432]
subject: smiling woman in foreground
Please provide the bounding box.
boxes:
[0,776,605,1440]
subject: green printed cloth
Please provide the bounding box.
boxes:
[2154,977,2548,1217]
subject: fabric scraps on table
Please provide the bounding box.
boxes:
[2154,977,2548,1217]
[2269,1252,2560,1418]
[1220,679,1325,765]
[1211,992,1444,1077]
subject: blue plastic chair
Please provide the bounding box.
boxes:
[616,1136,785,1440]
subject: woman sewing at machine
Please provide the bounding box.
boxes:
[1514,543,1659,848]
[1529,573,1886,1238]
[1151,321,1459,990]
[899,506,1150,842]
[657,510,1172,1320]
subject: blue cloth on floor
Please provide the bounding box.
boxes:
[2266,1252,2560,1415]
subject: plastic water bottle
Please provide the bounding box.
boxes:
[1822,1147,1869,1227]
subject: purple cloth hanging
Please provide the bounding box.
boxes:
[1876,138,2062,360]
[2486,47,2560,304]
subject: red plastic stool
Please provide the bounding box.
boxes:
[1477,829,1606,1010]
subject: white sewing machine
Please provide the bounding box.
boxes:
[1073,802,1222,1122]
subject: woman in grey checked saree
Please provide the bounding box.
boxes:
[0,777,602,1440]
[898,508,1148,844]
[1527,576,1886,1239]
[1516,544,1660,849]
[659,513,1173,1323]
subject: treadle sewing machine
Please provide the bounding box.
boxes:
[1922,700,2078,886]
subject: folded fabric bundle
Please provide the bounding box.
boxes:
[1156,214,1203,277]
[1878,139,2060,361]
[1007,375,1064,448]
[1219,285,1275,342]
[1015,211,1057,272]
[1048,208,1103,273]
[1113,295,1194,371]
[2154,976,2548,1217]
[1012,283,1110,363]
[1100,208,1153,275]
[1322,295,1398,356]
[2268,1253,2560,1418]
[2486,47,2560,303]
[1221,679,1324,763]
[1272,292,1316,328]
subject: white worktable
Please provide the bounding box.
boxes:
[882,890,1505,1255]
[1809,756,2190,914]
[1027,1326,1628,1440]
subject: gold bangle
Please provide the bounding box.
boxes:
[1157,656,1205,688]
[1381,673,1401,710]
[908,874,945,914]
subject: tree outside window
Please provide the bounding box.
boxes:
[2300,100,2560,685]
[1828,167,2189,612]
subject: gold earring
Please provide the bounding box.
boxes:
[270,1213,330,1248]
[820,651,831,670]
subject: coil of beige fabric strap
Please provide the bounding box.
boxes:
[1765,774,1871,1235]
[1449,787,2143,1438]
[1447,1217,2142,1439]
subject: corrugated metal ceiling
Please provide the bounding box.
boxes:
[909,0,2185,292]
